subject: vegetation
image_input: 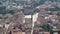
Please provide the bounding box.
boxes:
[8,10,15,15]
[57,12,60,16]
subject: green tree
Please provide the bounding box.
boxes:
[57,12,60,16]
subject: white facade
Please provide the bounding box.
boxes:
[33,13,39,23]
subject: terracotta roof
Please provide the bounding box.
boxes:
[0,28,5,32]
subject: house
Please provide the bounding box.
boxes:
[0,28,5,34]
[12,11,25,24]
[44,32,50,34]
[25,15,32,24]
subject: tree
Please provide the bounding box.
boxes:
[57,12,60,16]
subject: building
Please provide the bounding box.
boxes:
[25,15,32,24]
[0,28,5,34]
[44,32,50,34]
[12,11,25,24]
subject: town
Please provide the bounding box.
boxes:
[0,0,60,34]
